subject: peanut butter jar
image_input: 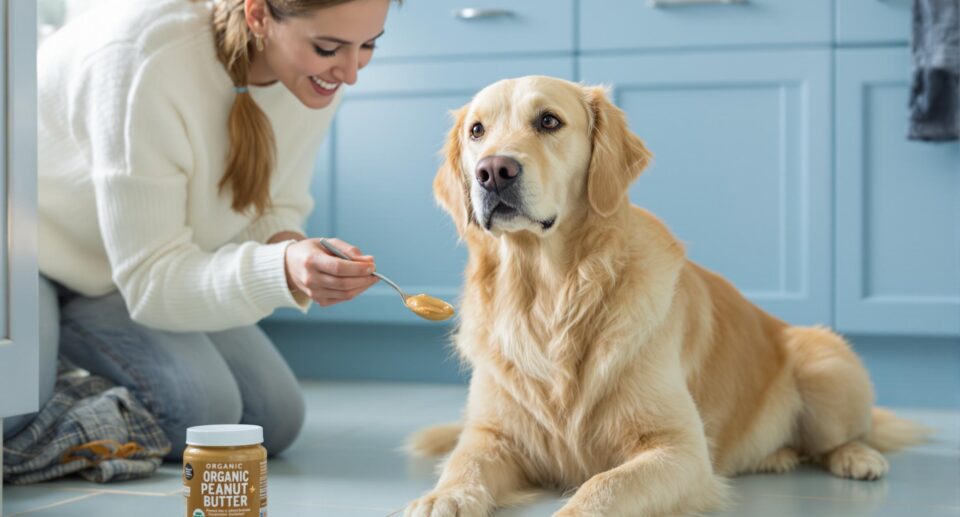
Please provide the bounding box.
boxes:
[183,425,267,517]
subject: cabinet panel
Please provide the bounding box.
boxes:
[836,0,910,45]
[274,57,575,323]
[835,48,960,336]
[579,0,831,52]
[0,0,39,419]
[581,49,832,325]
[374,0,573,59]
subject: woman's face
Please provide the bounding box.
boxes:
[249,0,390,109]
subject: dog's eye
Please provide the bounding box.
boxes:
[470,122,485,140]
[538,114,563,132]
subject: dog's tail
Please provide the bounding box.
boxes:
[404,422,463,457]
[864,407,931,453]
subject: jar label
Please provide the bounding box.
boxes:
[183,459,267,517]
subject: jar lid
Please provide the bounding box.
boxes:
[186,424,263,447]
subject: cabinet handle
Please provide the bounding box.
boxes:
[648,0,746,7]
[452,8,515,20]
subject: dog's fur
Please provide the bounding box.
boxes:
[404,76,926,517]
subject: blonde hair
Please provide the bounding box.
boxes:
[209,0,366,215]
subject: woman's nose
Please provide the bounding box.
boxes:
[332,48,359,85]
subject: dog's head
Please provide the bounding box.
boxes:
[434,76,651,238]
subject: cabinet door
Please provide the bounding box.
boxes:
[273,57,575,323]
[835,48,960,336]
[580,49,831,325]
[0,0,39,419]
[835,0,910,45]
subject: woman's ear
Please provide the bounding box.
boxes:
[244,0,268,36]
[585,86,652,217]
[434,105,473,236]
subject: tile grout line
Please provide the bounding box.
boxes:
[759,492,960,509]
[58,486,181,497]
[6,491,102,517]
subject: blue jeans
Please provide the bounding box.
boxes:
[3,276,305,460]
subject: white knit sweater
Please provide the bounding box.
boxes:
[38,0,338,331]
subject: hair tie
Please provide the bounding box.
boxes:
[235,86,249,94]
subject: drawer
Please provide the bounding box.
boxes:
[836,0,910,44]
[579,0,831,51]
[372,0,574,59]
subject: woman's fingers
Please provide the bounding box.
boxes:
[294,238,379,306]
[309,272,378,292]
[312,284,377,306]
[312,250,375,277]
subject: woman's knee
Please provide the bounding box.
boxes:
[158,366,244,460]
[161,368,244,432]
[207,325,306,455]
[259,382,305,456]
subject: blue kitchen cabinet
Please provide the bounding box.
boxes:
[580,49,833,326]
[1,0,40,487]
[268,3,957,340]
[835,48,960,336]
[579,0,831,52]
[272,57,575,323]
[835,0,911,45]
[374,0,574,59]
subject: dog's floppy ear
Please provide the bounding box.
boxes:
[585,86,652,217]
[434,105,473,235]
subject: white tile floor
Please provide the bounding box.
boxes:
[3,381,959,517]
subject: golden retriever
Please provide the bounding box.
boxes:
[404,76,926,517]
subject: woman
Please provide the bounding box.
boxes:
[6,0,392,459]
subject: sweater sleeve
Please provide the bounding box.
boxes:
[78,44,302,332]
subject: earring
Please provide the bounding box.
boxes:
[255,34,264,52]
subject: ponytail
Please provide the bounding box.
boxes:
[211,0,275,216]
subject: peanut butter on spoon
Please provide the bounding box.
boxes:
[404,293,455,322]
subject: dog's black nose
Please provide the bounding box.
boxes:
[475,155,522,193]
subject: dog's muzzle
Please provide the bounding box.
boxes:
[474,155,525,229]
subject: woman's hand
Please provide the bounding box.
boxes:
[283,237,378,307]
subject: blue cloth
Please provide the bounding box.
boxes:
[909,0,960,141]
[4,276,306,462]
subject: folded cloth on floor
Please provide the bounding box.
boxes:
[909,0,960,141]
[2,361,171,484]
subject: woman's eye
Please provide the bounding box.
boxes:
[314,45,337,57]
[470,122,485,139]
[362,42,377,51]
[539,114,562,131]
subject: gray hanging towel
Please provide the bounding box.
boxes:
[909,0,960,141]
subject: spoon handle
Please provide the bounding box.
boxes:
[371,272,405,299]
[317,238,354,261]
[318,238,407,300]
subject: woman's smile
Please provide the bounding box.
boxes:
[309,75,340,95]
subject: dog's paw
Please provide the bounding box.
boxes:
[752,447,801,474]
[827,441,889,481]
[404,487,491,517]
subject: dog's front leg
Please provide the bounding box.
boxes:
[405,425,526,517]
[553,432,729,517]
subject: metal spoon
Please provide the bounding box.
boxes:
[317,238,454,321]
